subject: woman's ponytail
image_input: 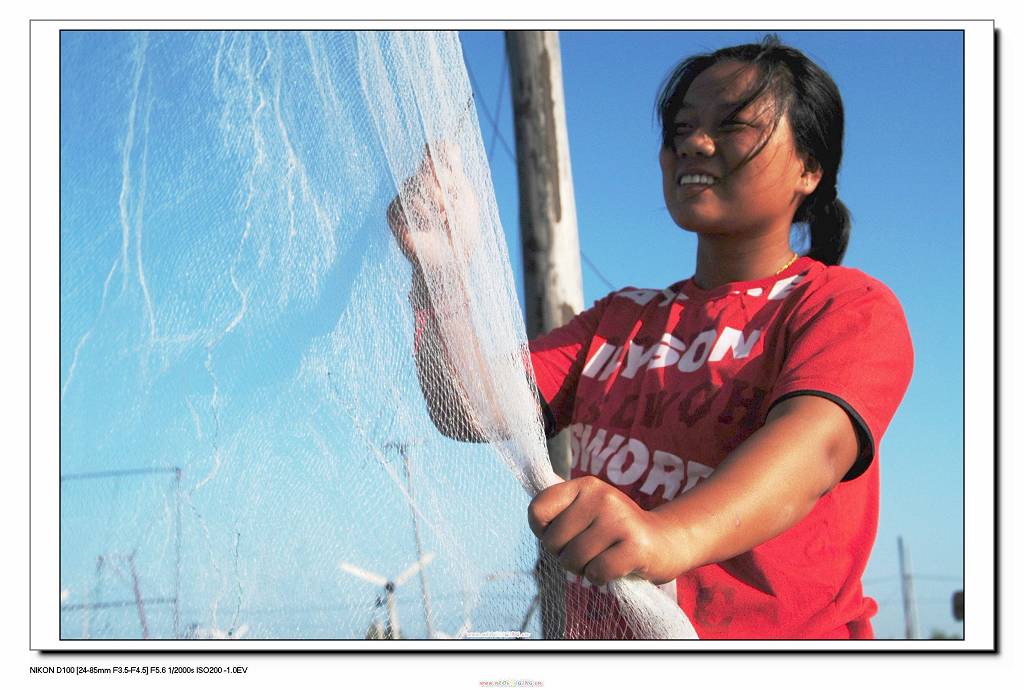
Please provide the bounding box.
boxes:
[803,183,851,266]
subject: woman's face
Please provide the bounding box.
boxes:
[659,60,821,238]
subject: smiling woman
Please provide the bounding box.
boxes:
[529,35,911,639]
[657,38,849,281]
[399,34,914,639]
[662,63,818,243]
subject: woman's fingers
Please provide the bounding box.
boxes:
[528,477,653,582]
[555,520,623,579]
[581,540,637,586]
[539,501,597,559]
[388,173,444,259]
[387,140,481,267]
[542,510,643,585]
[528,480,583,538]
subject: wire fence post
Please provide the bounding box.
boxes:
[60,466,182,639]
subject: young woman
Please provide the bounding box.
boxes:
[390,36,913,639]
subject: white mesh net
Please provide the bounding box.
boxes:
[59,29,696,641]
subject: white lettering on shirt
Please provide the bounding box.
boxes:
[581,428,625,475]
[768,273,805,300]
[598,346,624,381]
[618,289,660,306]
[657,288,678,306]
[569,423,586,468]
[585,277,802,378]
[582,342,617,378]
[709,327,762,363]
[649,333,685,370]
[638,450,686,499]
[605,438,650,486]
[678,328,717,373]
[569,427,716,502]
[621,341,658,379]
[682,459,715,494]
[583,326,762,380]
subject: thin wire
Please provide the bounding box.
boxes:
[465,55,618,294]
[864,574,962,585]
[465,60,518,165]
[580,252,617,293]
[488,51,509,161]
[173,591,532,618]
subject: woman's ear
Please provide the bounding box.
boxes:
[799,156,824,195]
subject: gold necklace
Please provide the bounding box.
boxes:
[774,252,799,275]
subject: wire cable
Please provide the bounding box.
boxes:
[465,54,618,294]
[488,50,509,161]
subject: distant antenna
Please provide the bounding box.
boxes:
[898,536,921,639]
[127,550,149,639]
[385,441,434,639]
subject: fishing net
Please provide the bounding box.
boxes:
[59,29,696,641]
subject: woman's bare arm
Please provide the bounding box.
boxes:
[405,267,490,441]
[387,143,504,442]
[528,394,860,584]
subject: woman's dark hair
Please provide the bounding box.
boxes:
[656,35,850,265]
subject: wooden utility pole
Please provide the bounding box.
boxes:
[505,31,584,473]
[506,29,585,641]
[898,536,921,639]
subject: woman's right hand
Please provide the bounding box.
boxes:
[386,142,482,272]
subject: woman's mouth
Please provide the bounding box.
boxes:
[677,173,717,187]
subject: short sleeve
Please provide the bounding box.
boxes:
[528,293,615,435]
[768,279,914,481]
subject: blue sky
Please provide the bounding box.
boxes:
[458,29,965,639]
[57,29,964,642]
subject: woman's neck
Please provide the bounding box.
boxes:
[692,233,797,290]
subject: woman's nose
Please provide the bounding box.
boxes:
[675,129,715,158]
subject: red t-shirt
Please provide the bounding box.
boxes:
[528,257,914,639]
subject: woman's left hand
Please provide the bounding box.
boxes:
[527,475,685,586]
[528,395,861,591]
